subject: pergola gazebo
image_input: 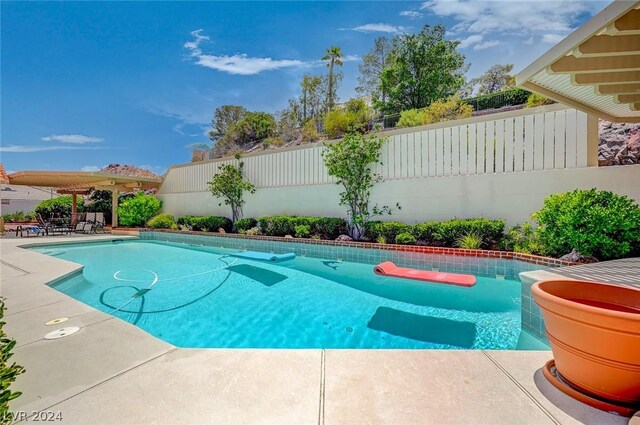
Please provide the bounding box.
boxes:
[5,170,163,227]
[516,0,640,123]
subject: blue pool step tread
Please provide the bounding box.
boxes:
[231,251,296,262]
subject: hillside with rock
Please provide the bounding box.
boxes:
[99,164,160,179]
[599,120,640,166]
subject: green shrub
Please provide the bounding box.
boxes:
[535,189,640,260]
[35,196,84,219]
[147,214,176,229]
[324,98,373,139]
[176,215,195,227]
[396,109,424,128]
[258,216,296,236]
[301,119,320,143]
[434,218,505,248]
[0,297,25,422]
[411,222,440,245]
[245,227,261,235]
[294,224,311,238]
[257,216,347,239]
[525,93,554,108]
[396,95,473,128]
[192,216,233,232]
[364,221,411,243]
[116,192,162,227]
[456,232,484,249]
[395,232,417,245]
[500,223,545,255]
[235,218,257,232]
[312,217,348,239]
[2,211,36,223]
[376,235,387,244]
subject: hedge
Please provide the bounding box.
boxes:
[258,216,347,239]
[365,218,505,247]
[147,214,176,229]
[176,215,233,232]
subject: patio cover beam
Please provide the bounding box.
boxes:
[516,1,640,123]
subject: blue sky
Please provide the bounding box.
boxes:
[1,1,607,175]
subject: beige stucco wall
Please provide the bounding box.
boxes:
[158,164,640,225]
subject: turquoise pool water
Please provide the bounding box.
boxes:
[33,240,548,349]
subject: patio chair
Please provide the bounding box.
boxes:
[35,214,52,236]
[93,212,106,233]
[75,212,96,234]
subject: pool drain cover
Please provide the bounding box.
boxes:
[45,317,69,326]
[45,327,80,340]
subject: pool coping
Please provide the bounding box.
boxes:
[1,235,630,424]
[114,227,578,268]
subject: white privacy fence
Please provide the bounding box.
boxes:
[160,105,591,194]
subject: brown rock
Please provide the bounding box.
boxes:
[218,228,226,233]
[336,234,353,242]
[559,249,598,264]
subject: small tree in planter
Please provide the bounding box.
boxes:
[322,132,397,240]
[208,154,256,228]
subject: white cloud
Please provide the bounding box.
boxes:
[41,134,103,144]
[524,36,535,45]
[184,30,307,75]
[0,145,102,153]
[194,54,304,75]
[421,0,601,36]
[80,165,101,172]
[473,40,502,50]
[399,10,423,19]
[457,34,483,49]
[350,23,407,34]
[542,34,565,44]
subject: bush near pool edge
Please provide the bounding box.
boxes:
[534,188,640,260]
[235,218,257,232]
[257,216,347,240]
[176,215,233,232]
[117,193,162,227]
[147,214,177,229]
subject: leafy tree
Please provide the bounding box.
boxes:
[322,46,343,111]
[470,64,515,95]
[301,74,325,123]
[276,99,303,143]
[35,195,84,219]
[322,132,394,240]
[356,37,392,106]
[211,110,276,157]
[208,155,256,225]
[0,297,25,424]
[116,192,162,227]
[208,105,247,143]
[378,24,467,114]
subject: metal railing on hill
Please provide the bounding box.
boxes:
[374,88,532,129]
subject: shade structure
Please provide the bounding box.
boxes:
[516,1,640,123]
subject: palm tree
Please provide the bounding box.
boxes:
[322,46,343,111]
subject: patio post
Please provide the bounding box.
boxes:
[112,190,119,228]
[586,114,599,167]
[71,193,77,214]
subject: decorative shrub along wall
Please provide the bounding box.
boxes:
[0,298,25,423]
[150,188,640,262]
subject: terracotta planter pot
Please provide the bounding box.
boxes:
[531,280,640,406]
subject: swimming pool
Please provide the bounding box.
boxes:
[32,239,548,350]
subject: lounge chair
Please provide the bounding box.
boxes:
[93,212,106,233]
[76,212,96,234]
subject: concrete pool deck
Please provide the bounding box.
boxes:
[0,236,632,424]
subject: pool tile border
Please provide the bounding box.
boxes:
[125,228,576,268]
